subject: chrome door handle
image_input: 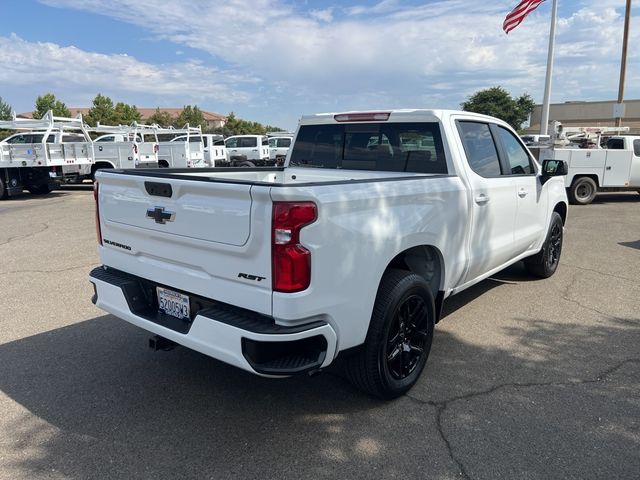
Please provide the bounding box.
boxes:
[474,194,490,204]
[518,188,528,197]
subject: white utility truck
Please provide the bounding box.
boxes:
[63,123,160,182]
[170,134,227,167]
[0,111,93,198]
[541,135,640,204]
[225,135,271,167]
[90,109,568,398]
[156,126,205,168]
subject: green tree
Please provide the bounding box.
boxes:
[176,105,205,128]
[215,112,283,136]
[114,102,142,124]
[0,96,12,121]
[85,93,116,126]
[146,107,174,127]
[33,93,71,119]
[461,86,535,130]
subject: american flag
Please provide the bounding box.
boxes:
[503,0,546,34]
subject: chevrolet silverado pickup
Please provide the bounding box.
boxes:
[90,109,568,398]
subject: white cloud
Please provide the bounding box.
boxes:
[24,0,640,126]
[0,33,254,109]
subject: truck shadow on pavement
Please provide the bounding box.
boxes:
[2,297,639,479]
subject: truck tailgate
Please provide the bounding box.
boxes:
[96,171,273,315]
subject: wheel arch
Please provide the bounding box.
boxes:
[92,161,116,171]
[382,244,446,322]
[570,173,600,188]
[553,201,568,225]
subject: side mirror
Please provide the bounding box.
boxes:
[540,159,567,183]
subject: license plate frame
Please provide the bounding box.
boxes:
[156,286,191,321]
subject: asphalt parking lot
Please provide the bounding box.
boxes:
[1,187,639,480]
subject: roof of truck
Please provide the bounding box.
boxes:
[298,109,505,125]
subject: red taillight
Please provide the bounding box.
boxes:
[154,144,159,153]
[272,202,317,293]
[94,182,102,246]
[133,144,138,154]
[334,112,390,122]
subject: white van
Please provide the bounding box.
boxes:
[224,135,271,167]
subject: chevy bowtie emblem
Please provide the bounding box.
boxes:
[146,206,175,224]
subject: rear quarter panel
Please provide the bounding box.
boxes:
[270,176,468,351]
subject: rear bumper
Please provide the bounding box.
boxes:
[89,266,337,376]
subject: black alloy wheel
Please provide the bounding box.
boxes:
[345,269,435,399]
[524,211,564,278]
[385,294,429,380]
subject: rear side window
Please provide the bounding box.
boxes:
[496,126,534,175]
[457,122,502,177]
[289,122,447,174]
[262,137,269,146]
[607,138,624,149]
[237,137,257,148]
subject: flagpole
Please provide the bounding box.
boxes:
[615,0,632,127]
[540,0,558,136]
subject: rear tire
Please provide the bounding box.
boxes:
[27,184,51,195]
[568,177,597,205]
[524,212,563,278]
[238,161,255,168]
[344,269,435,399]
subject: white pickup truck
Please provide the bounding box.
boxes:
[90,109,568,398]
[541,135,640,204]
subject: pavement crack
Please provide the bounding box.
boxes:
[562,262,638,285]
[0,263,99,277]
[0,223,49,247]
[406,358,640,480]
[559,270,630,321]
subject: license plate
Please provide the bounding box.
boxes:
[157,287,190,320]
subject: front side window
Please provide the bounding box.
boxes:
[6,135,25,144]
[96,136,114,142]
[269,138,276,148]
[289,122,447,173]
[457,122,502,177]
[277,138,291,148]
[225,138,238,148]
[496,126,534,175]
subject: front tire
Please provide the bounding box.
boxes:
[0,176,7,200]
[345,269,435,399]
[524,212,563,278]
[568,177,597,205]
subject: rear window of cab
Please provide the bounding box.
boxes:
[289,122,447,174]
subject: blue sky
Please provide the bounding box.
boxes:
[1,0,638,129]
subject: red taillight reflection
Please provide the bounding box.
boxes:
[272,202,317,293]
[94,182,102,246]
